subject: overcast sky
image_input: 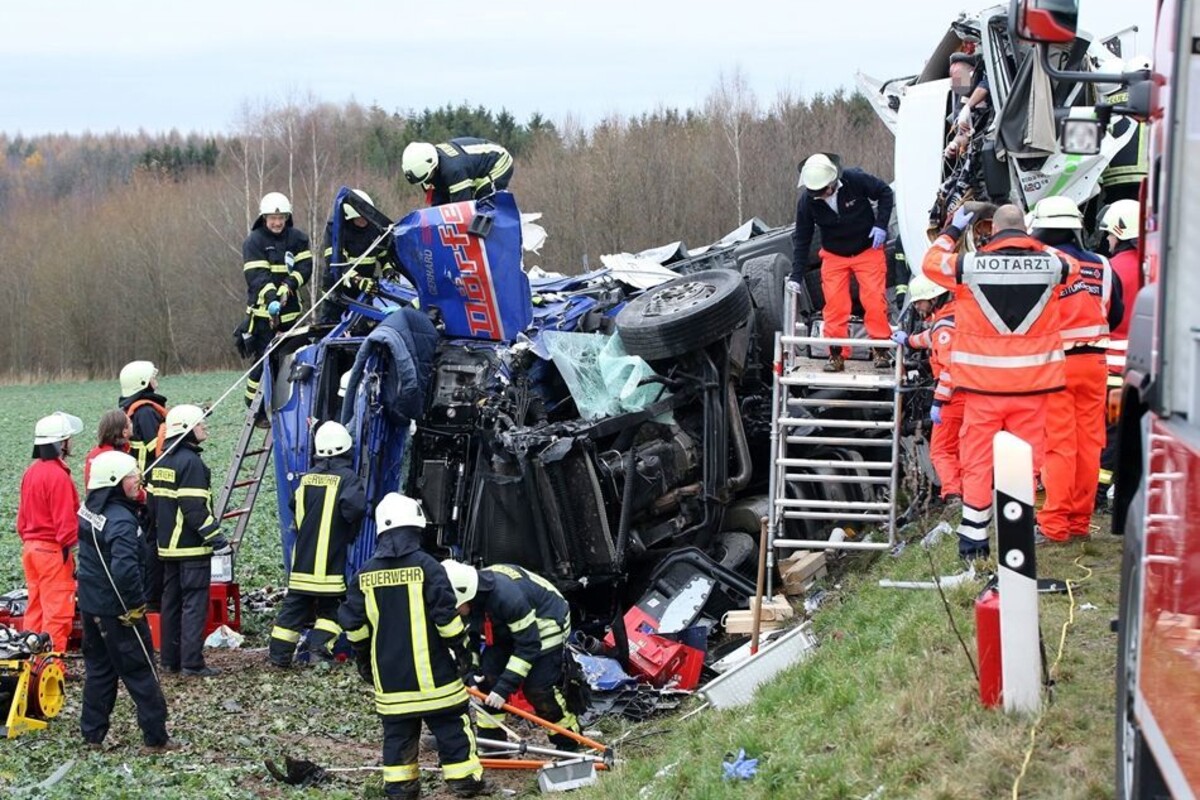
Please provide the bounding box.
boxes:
[0,0,1154,137]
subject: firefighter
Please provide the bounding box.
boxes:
[268,421,366,667]
[401,138,514,207]
[338,493,486,799]
[1030,197,1124,542]
[922,204,1075,559]
[441,560,580,752]
[77,450,172,752]
[319,190,396,325]
[241,192,313,406]
[892,275,962,504]
[147,404,229,677]
[1097,199,1142,504]
[790,153,895,372]
[17,411,84,652]
[1099,58,1150,205]
[118,360,168,474]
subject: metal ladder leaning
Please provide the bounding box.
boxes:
[766,287,903,589]
[213,387,274,550]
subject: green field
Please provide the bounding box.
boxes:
[0,372,1123,798]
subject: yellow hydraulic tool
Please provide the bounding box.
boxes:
[0,653,66,738]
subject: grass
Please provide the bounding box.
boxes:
[0,372,1124,798]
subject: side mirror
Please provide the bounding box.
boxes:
[1116,79,1152,122]
[1008,0,1079,44]
[1060,117,1104,155]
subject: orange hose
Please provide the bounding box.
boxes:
[466,687,609,754]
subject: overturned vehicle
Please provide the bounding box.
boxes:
[263,189,891,624]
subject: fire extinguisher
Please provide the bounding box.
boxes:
[976,585,1002,708]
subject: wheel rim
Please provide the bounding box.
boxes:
[643,281,717,318]
[30,658,65,719]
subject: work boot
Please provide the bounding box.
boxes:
[140,740,182,755]
[446,776,491,798]
[181,666,221,678]
[872,348,892,369]
[823,353,845,373]
[386,779,421,800]
[957,537,990,562]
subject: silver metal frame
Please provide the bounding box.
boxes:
[767,288,903,594]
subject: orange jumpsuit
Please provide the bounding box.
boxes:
[1038,245,1118,541]
[17,457,80,651]
[922,227,1074,557]
[909,303,964,498]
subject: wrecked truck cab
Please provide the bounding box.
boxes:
[265,189,786,623]
[857,4,1140,265]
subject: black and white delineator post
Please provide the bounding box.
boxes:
[994,431,1042,714]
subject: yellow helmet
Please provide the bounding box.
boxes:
[401,142,438,185]
[88,450,139,491]
[119,360,158,397]
[343,189,374,221]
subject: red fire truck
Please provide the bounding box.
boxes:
[1011,0,1199,797]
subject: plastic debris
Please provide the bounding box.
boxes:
[722,749,758,781]
[878,566,976,591]
[921,521,953,549]
[1079,603,1098,611]
[204,624,244,649]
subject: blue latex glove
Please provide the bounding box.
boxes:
[890,330,908,347]
[267,301,281,317]
[950,205,974,230]
[869,226,887,249]
[931,404,944,425]
[722,749,758,781]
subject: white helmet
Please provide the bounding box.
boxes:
[1125,55,1151,73]
[34,412,84,446]
[119,360,158,397]
[1029,196,1082,230]
[907,274,948,303]
[441,560,479,606]
[1100,199,1140,241]
[259,192,292,216]
[314,421,352,458]
[164,404,206,438]
[88,450,139,491]
[798,154,838,191]
[338,370,352,399]
[401,142,439,185]
[374,492,427,533]
[343,189,373,221]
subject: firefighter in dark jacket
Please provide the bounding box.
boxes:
[117,360,168,473]
[77,450,172,751]
[319,190,397,325]
[791,153,896,372]
[339,493,486,799]
[147,404,228,678]
[269,421,366,667]
[241,191,313,405]
[401,138,514,206]
[117,359,168,611]
[441,560,580,752]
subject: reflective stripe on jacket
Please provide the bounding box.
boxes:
[338,527,469,718]
[474,564,571,699]
[147,439,219,559]
[242,220,313,329]
[909,303,956,404]
[922,228,1074,395]
[430,138,514,205]
[287,456,366,595]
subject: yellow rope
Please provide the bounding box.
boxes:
[1010,555,1093,799]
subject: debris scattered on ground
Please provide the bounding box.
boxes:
[921,521,953,549]
[204,624,244,649]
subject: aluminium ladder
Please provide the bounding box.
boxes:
[212,387,274,551]
[766,288,903,593]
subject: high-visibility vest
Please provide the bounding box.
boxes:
[1055,251,1112,345]
[923,232,1073,395]
[909,303,956,404]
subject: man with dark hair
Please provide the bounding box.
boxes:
[791,153,895,372]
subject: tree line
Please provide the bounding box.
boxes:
[0,76,891,380]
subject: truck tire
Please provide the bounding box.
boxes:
[710,531,759,579]
[742,254,791,366]
[616,270,752,361]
